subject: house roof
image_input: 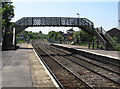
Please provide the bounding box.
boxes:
[107,28,120,38]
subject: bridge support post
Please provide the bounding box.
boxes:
[96,40,99,48]
[92,36,94,49]
[88,34,91,49]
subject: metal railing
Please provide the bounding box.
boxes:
[97,27,116,49]
[94,28,107,49]
[15,17,94,34]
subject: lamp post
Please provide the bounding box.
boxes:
[76,13,80,45]
[76,13,80,18]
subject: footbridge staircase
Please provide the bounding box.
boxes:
[14,17,116,50]
[95,27,116,50]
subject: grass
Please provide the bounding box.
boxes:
[42,39,49,43]
[115,46,120,51]
[17,40,27,44]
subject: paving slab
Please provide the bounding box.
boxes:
[1,43,34,88]
[0,71,2,89]
[1,43,57,89]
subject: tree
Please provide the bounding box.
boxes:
[2,2,14,50]
[73,30,92,42]
[47,31,62,40]
[112,37,118,44]
[0,2,2,51]
[2,2,14,30]
[47,31,56,39]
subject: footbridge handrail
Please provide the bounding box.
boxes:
[94,28,107,49]
[97,27,116,49]
[14,17,94,34]
[14,17,116,50]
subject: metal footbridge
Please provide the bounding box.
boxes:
[14,17,116,50]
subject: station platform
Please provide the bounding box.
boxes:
[1,43,56,88]
[53,43,119,60]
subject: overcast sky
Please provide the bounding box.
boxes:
[11,0,119,34]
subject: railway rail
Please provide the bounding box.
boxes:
[50,44,120,67]
[47,44,120,75]
[31,40,120,88]
[41,41,120,74]
[45,42,120,73]
[32,42,93,89]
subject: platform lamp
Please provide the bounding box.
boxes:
[76,12,81,45]
[76,13,80,18]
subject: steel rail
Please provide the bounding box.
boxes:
[52,44,120,67]
[40,41,120,68]
[49,45,120,75]
[39,43,120,86]
[32,44,64,89]
[34,43,94,89]
[49,43,120,70]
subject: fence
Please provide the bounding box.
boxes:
[48,39,101,49]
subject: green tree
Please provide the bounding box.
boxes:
[17,31,47,43]
[47,31,62,40]
[47,31,56,39]
[73,30,92,42]
[113,37,118,44]
[2,2,14,30]
[2,2,14,50]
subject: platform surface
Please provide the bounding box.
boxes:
[1,43,55,88]
[1,44,34,88]
[53,44,119,59]
[28,44,56,88]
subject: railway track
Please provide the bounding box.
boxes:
[47,44,120,75]
[44,42,120,72]
[40,41,120,74]
[32,42,93,89]
[50,43,120,68]
[32,40,120,88]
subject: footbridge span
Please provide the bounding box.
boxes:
[14,17,115,50]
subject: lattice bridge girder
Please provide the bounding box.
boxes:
[14,17,94,34]
[14,17,116,50]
